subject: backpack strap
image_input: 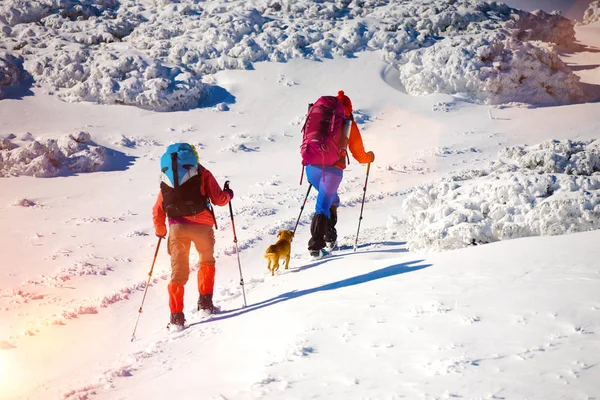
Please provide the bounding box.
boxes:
[300,102,314,134]
[171,152,179,188]
[197,164,206,197]
[197,164,218,229]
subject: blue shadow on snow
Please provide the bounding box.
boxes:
[199,85,236,108]
[101,147,137,172]
[292,241,408,274]
[191,259,431,326]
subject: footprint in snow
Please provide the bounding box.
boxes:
[462,315,481,324]
[0,341,17,350]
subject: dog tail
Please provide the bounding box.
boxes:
[264,252,276,259]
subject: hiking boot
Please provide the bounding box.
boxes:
[324,206,338,245]
[308,250,321,261]
[325,240,337,252]
[308,213,328,251]
[169,311,186,327]
[309,248,331,260]
[197,294,214,312]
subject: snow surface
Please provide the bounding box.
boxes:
[1,1,600,400]
[0,0,592,109]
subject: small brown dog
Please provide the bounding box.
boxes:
[264,229,294,276]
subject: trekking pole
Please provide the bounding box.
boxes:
[131,236,162,342]
[224,181,247,308]
[292,184,312,235]
[353,162,371,252]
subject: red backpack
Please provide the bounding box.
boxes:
[300,96,348,170]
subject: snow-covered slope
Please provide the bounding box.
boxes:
[1,1,600,400]
[78,230,600,400]
[0,0,590,109]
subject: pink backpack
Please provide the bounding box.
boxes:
[300,96,347,168]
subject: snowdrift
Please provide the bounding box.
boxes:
[390,139,600,252]
[583,1,600,25]
[0,131,108,177]
[0,0,588,109]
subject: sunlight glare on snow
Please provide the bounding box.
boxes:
[0,351,15,397]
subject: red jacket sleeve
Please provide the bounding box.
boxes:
[203,168,232,207]
[348,120,371,164]
[152,191,167,237]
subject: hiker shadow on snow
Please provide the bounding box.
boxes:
[192,258,431,326]
[291,241,409,274]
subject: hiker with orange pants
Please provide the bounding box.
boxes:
[153,143,233,328]
[301,90,374,258]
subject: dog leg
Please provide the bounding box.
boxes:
[285,254,290,270]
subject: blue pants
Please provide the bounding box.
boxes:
[305,165,343,218]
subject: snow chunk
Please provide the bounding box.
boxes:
[583,1,600,25]
[0,132,109,177]
[11,197,37,207]
[393,139,600,252]
[113,135,160,148]
[215,102,229,112]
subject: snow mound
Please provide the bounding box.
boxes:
[0,0,587,108]
[0,51,29,99]
[583,1,600,25]
[493,139,600,175]
[11,197,37,207]
[397,32,583,106]
[26,51,208,111]
[0,131,109,177]
[391,139,600,252]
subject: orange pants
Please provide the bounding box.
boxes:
[167,224,216,313]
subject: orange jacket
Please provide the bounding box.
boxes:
[335,118,371,169]
[153,167,231,237]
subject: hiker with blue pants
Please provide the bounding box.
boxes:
[304,91,375,256]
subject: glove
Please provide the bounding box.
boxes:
[224,188,234,200]
[156,232,166,239]
[367,151,375,163]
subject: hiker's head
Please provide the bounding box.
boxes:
[337,90,353,117]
